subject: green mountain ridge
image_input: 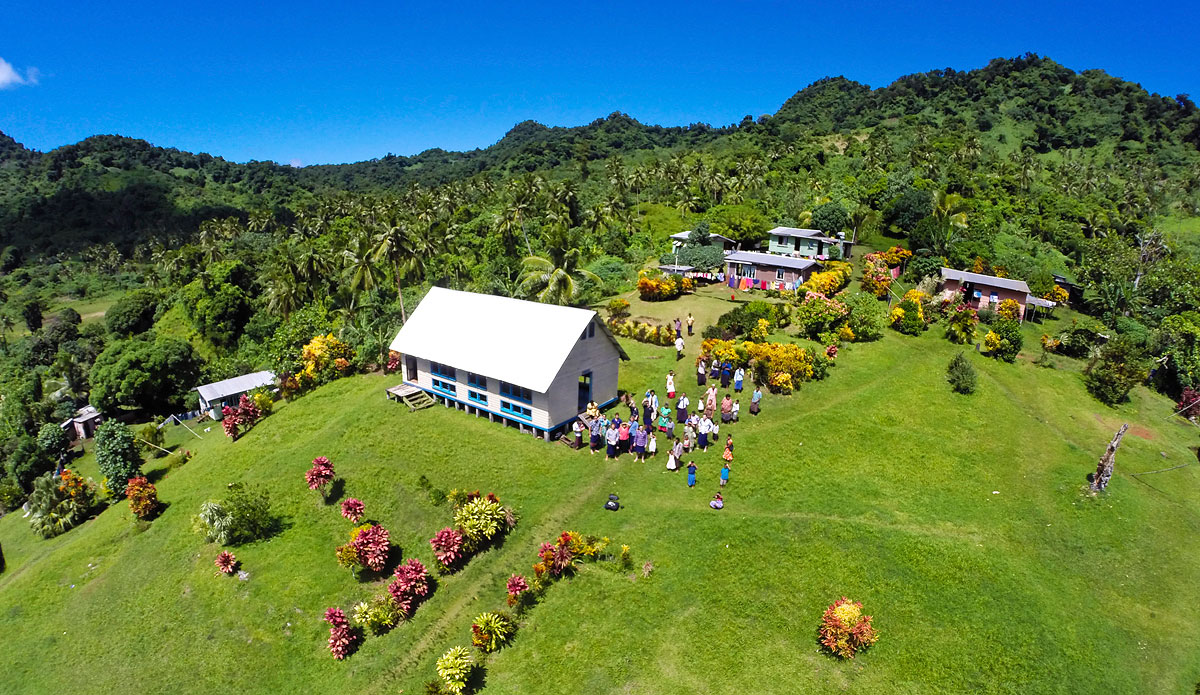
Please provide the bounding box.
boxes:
[1,53,1198,254]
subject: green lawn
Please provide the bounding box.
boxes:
[3,295,1200,694]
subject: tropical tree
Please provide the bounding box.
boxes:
[518,229,600,306]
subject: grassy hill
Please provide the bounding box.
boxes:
[2,294,1199,694]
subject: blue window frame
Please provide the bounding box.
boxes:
[431,361,457,381]
[431,378,457,396]
[501,400,532,421]
[467,372,487,390]
[499,381,532,404]
[468,390,488,405]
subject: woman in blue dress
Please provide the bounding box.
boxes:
[686,461,697,488]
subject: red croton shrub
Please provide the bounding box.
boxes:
[429,527,465,571]
[323,607,358,660]
[387,558,431,616]
[214,551,237,575]
[505,574,529,608]
[818,597,878,659]
[125,476,160,520]
[221,394,262,441]
[340,497,365,524]
[350,524,390,573]
[305,456,336,497]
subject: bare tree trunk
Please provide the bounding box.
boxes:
[1092,423,1128,491]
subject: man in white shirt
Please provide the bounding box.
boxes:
[676,393,690,422]
[698,415,713,452]
[675,335,685,360]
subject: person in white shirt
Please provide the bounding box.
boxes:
[732,400,741,422]
[649,390,659,414]
[675,393,690,423]
[665,371,676,399]
[572,418,585,449]
[675,336,685,360]
[697,415,713,452]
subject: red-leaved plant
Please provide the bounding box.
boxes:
[215,551,237,575]
[125,476,160,520]
[221,406,243,440]
[818,597,878,659]
[351,523,390,572]
[324,607,358,660]
[1179,386,1200,420]
[429,527,465,570]
[505,574,529,607]
[306,456,335,497]
[340,497,365,524]
[387,558,431,616]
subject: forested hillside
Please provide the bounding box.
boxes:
[1,53,1199,505]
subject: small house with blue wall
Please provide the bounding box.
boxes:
[389,288,628,440]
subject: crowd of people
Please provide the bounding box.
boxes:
[576,342,763,511]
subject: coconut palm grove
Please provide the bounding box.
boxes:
[2,41,1200,694]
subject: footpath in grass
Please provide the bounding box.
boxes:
[3,294,1200,694]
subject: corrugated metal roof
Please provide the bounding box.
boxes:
[1026,295,1057,308]
[669,230,735,244]
[389,288,625,393]
[940,268,1031,294]
[196,371,276,403]
[726,251,818,271]
[767,226,823,238]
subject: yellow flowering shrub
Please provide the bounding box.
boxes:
[889,306,905,325]
[1043,285,1069,304]
[860,258,893,298]
[996,298,1021,321]
[299,333,355,384]
[749,318,770,342]
[984,330,1002,353]
[838,325,855,342]
[801,260,852,296]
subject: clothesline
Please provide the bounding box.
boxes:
[727,276,800,292]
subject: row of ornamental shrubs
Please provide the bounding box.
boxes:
[700,338,833,395]
[636,270,694,301]
[607,317,677,346]
[427,530,635,693]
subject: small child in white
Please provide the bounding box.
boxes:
[732,400,740,422]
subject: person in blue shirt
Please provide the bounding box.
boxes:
[686,461,698,488]
[720,462,731,487]
[589,416,605,455]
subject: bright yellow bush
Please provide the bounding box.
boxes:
[996,298,1021,321]
[984,330,1002,352]
[1043,285,1069,304]
[300,333,355,382]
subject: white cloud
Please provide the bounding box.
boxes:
[0,57,39,89]
[288,159,303,168]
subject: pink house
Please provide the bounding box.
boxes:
[938,268,1039,322]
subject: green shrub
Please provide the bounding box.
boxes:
[947,352,977,394]
[37,422,71,462]
[429,488,447,506]
[984,319,1023,363]
[1084,336,1150,405]
[1056,320,1104,358]
[471,611,516,653]
[194,483,276,546]
[27,470,99,538]
[435,646,475,694]
[104,289,159,336]
[453,497,508,552]
[843,292,886,342]
[0,477,26,512]
[894,300,925,336]
[94,421,143,498]
[352,593,404,635]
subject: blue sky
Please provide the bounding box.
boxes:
[1,1,1196,165]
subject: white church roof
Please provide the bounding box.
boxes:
[390,288,625,393]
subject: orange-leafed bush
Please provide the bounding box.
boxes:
[818,597,878,659]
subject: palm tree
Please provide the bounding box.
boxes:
[372,222,418,323]
[518,229,600,306]
[342,231,380,305]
